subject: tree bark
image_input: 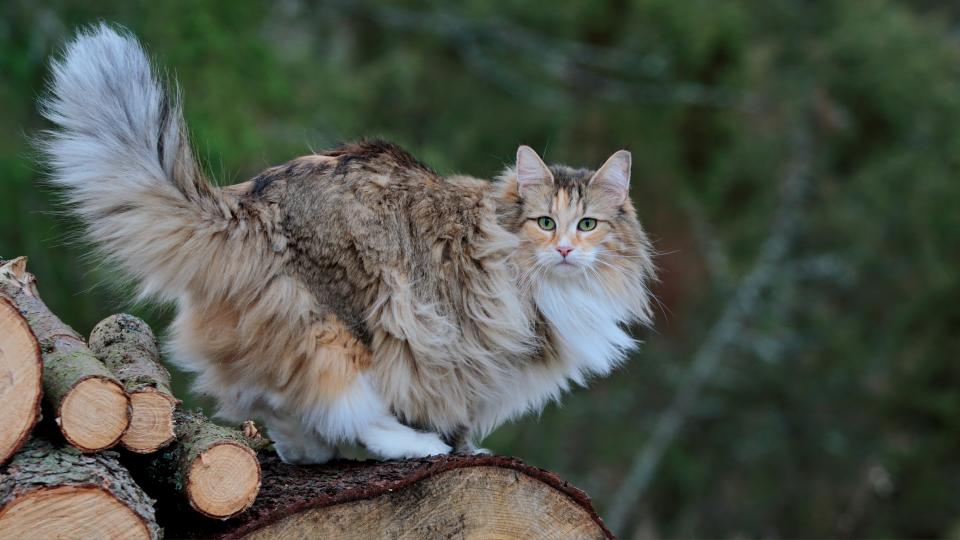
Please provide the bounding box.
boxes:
[0,257,129,452]
[129,410,263,520]
[89,314,179,453]
[0,437,160,540]
[164,454,615,539]
[0,296,42,466]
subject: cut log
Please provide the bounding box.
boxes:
[0,437,160,540]
[0,257,129,452]
[131,410,262,520]
[0,297,42,465]
[163,454,615,539]
[89,314,179,453]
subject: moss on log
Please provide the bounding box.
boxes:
[0,257,129,452]
[0,437,160,540]
[89,314,179,453]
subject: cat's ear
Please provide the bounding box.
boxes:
[589,150,631,205]
[516,145,553,199]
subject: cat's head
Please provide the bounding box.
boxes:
[498,145,655,318]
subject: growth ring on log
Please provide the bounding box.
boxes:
[166,455,614,539]
[88,313,178,453]
[124,389,177,452]
[1,257,130,453]
[0,298,42,465]
[0,439,160,540]
[187,442,261,519]
[58,375,129,452]
[0,485,152,540]
[250,466,606,539]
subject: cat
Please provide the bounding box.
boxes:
[39,24,656,462]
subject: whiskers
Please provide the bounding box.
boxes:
[590,248,653,261]
[588,249,665,325]
[515,258,548,297]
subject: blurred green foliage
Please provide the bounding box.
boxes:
[2,0,959,536]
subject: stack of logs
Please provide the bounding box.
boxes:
[0,257,614,539]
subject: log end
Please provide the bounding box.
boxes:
[58,376,129,452]
[250,465,610,539]
[0,438,160,540]
[166,454,615,539]
[187,442,261,519]
[0,485,153,540]
[122,390,177,454]
[0,298,42,465]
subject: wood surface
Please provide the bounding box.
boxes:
[89,314,178,453]
[0,438,160,540]
[165,454,615,539]
[128,410,263,520]
[0,296,42,465]
[0,257,129,453]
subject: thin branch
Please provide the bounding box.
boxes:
[604,120,814,533]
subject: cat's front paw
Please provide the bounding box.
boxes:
[364,429,452,460]
[410,433,453,458]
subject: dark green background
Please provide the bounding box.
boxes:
[3,1,959,537]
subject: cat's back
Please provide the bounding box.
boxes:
[279,140,491,257]
[239,139,490,243]
[235,140,500,340]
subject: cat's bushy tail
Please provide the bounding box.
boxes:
[39,23,278,303]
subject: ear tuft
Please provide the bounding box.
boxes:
[589,150,631,204]
[516,145,553,199]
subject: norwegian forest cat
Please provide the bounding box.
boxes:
[40,25,656,462]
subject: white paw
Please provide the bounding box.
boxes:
[472,447,492,455]
[364,429,452,460]
[413,432,453,457]
[275,441,337,464]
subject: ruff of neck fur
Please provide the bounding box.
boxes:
[534,275,637,384]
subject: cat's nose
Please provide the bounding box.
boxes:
[556,246,574,258]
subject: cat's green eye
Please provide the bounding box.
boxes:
[578,218,598,231]
[537,216,556,230]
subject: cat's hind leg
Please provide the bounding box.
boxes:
[267,314,450,462]
[301,375,450,460]
[330,374,450,459]
[268,414,338,465]
[295,314,450,460]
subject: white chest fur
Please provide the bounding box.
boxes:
[535,279,637,384]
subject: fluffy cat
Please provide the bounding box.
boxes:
[39,24,656,462]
